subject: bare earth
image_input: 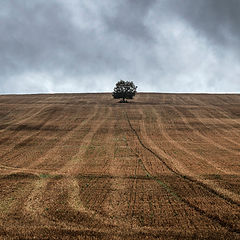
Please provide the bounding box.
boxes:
[0,93,239,240]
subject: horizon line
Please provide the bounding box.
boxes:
[1,91,240,96]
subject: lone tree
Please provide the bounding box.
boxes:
[112,80,137,103]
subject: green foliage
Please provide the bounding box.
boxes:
[112,80,137,102]
[39,173,51,178]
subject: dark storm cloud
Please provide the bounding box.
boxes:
[0,0,160,93]
[103,0,156,42]
[0,0,240,93]
[0,1,117,82]
[166,0,240,48]
[0,1,73,71]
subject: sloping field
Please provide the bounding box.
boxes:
[0,93,239,239]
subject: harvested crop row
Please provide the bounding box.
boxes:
[0,93,240,239]
[125,110,240,235]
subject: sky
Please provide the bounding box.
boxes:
[1,0,240,94]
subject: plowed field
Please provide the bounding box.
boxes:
[0,93,239,239]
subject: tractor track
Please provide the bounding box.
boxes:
[1,93,240,239]
[148,106,240,201]
[125,111,240,235]
[148,106,233,175]
[171,106,240,157]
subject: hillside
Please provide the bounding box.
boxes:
[0,93,239,239]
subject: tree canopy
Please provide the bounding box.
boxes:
[112,80,137,102]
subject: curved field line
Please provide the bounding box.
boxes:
[125,111,240,234]
[0,97,49,130]
[130,109,240,205]
[99,115,136,226]
[171,106,240,157]
[128,156,139,228]
[28,104,99,169]
[22,175,113,232]
[215,106,240,126]
[0,105,67,162]
[145,107,240,203]
[137,156,180,201]
[71,178,119,236]
[65,178,138,235]
[66,176,120,233]
[133,148,239,235]
[148,107,240,201]
[103,111,117,172]
[23,179,50,225]
[0,163,55,173]
[22,179,81,233]
[0,106,36,132]
[207,110,240,138]
[103,116,134,226]
[191,96,240,127]
[86,179,113,232]
[0,180,34,217]
[149,107,236,175]
[188,108,240,154]
[65,106,111,175]
[66,113,117,216]
[67,178,95,215]
[0,105,50,148]
[0,104,52,135]
[191,98,240,141]
[177,95,240,147]
[101,115,141,228]
[197,109,240,146]
[58,106,112,175]
[21,178,101,233]
[153,109,238,174]
[67,177,108,231]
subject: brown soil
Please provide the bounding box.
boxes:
[0,93,239,239]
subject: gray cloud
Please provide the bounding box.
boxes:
[165,0,240,48]
[103,0,156,42]
[0,0,240,93]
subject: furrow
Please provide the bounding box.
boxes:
[28,104,98,169]
[189,107,240,154]
[150,107,234,175]
[0,105,67,164]
[125,111,240,234]
[171,106,240,157]
[58,106,111,175]
[127,109,240,206]
[149,106,240,200]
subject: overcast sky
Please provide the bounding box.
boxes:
[1,0,240,94]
